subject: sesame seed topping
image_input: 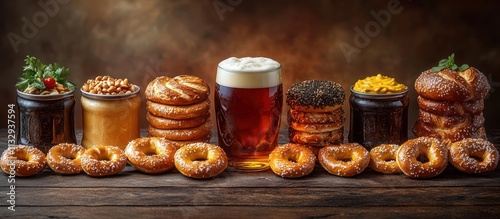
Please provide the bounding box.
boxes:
[287,80,345,109]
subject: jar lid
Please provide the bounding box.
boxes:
[80,85,140,100]
[350,86,408,99]
[17,89,75,100]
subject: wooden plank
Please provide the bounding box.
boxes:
[2,206,500,219]
[2,186,499,207]
[0,165,498,189]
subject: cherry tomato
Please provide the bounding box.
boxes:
[43,77,56,89]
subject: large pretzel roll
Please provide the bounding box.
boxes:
[418,110,484,129]
[417,96,484,117]
[145,75,210,105]
[413,119,487,143]
[415,68,489,102]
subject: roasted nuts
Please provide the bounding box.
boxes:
[82,76,136,95]
[26,82,70,95]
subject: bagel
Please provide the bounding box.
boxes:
[286,80,345,112]
[448,138,499,174]
[396,137,448,178]
[174,142,228,179]
[417,96,484,117]
[287,108,345,124]
[288,128,343,146]
[81,146,127,177]
[318,143,370,177]
[125,137,177,174]
[413,119,487,143]
[147,112,210,129]
[289,121,343,133]
[368,144,401,174]
[46,143,86,175]
[268,143,316,178]
[418,110,484,129]
[148,119,213,141]
[0,145,46,177]
[147,100,210,120]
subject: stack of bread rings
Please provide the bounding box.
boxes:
[413,67,490,143]
[286,80,346,154]
[146,75,213,145]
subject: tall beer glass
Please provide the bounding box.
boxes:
[215,57,283,171]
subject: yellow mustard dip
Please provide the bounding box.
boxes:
[353,74,407,94]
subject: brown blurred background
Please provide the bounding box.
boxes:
[1,0,499,134]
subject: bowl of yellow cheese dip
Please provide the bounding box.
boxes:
[353,74,407,94]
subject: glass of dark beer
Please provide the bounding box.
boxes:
[215,57,283,171]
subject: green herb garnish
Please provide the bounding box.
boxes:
[15,56,75,93]
[431,53,469,72]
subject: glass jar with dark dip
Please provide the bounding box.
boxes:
[348,74,409,149]
[17,89,76,153]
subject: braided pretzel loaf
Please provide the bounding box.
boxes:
[417,96,484,117]
[414,109,487,142]
[145,75,210,105]
[415,68,489,102]
[413,67,490,143]
[413,117,487,143]
[418,110,485,129]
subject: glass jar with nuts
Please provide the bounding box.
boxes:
[81,76,141,149]
[81,75,137,95]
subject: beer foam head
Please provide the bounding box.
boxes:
[217,57,281,88]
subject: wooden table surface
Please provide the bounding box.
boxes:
[1,129,499,219]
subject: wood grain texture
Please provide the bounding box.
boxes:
[2,187,500,207]
[5,206,500,219]
[0,129,499,218]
